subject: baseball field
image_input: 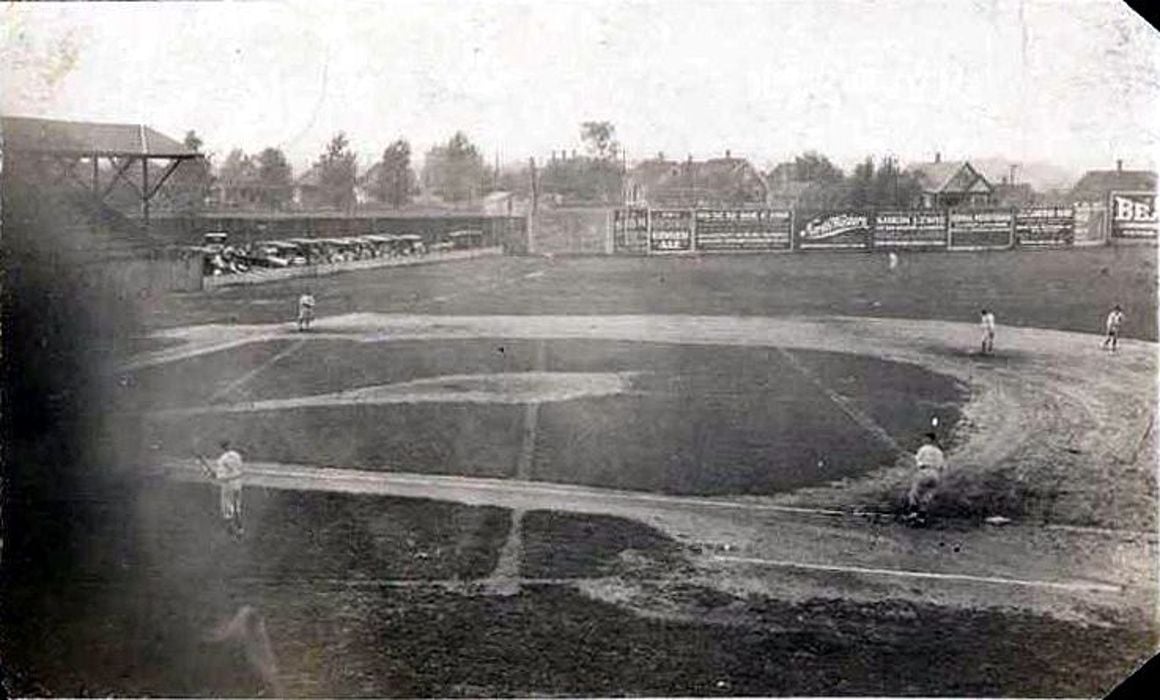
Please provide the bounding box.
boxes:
[4,245,1157,696]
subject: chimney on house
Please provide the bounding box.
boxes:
[935,152,941,164]
[725,149,732,159]
[1117,159,1123,173]
[657,151,665,161]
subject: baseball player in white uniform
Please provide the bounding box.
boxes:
[297,291,316,332]
[906,432,946,524]
[980,309,996,355]
[200,440,245,537]
[1102,305,1125,352]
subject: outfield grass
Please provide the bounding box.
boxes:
[147,246,1157,340]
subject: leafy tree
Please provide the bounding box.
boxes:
[537,123,624,204]
[580,121,620,161]
[372,139,415,208]
[314,132,358,210]
[164,130,211,213]
[793,151,844,183]
[216,148,259,207]
[255,147,294,209]
[183,130,204,154]
[848,157,876,208]
[870,157,921,209]
[422,131,487,202]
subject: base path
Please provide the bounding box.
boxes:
[137,313,1158,623]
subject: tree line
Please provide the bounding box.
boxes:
[170,121,926,212]
[175,129,497,212]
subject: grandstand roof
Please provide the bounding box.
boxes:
[1,116,197,158]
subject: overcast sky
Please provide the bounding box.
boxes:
[2,0,1157,175]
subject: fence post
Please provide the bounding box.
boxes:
[789,208,798,251]
[1008,207,1017,249]
[1104,191,1113,245]
[689,208,698,253]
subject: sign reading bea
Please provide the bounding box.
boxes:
[1111,192,1158,238]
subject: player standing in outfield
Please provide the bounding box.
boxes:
[980,308,996,355]
[200,440,245,537]
[906,432,946,525]
[1102,304,1125,352]
[297,290,316,332]
[888,251,900,271]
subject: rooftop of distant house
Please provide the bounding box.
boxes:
[1070,162,1157,202]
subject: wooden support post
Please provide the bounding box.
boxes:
[142,157,150,226]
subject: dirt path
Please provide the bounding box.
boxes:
[136,313,1158,625]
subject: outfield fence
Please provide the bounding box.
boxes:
[606,192,1156,256]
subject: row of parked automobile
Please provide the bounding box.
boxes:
[192,230,485,276]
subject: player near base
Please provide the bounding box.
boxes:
[297,291,315,332]
[1102,304,1125,352]
[199,440,245,537]
[906,432,946,523]
[979,308,996,355]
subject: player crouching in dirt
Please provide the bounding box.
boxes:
[905,432,946,526]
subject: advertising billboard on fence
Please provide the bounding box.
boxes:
[1015,207,1074,246]
[873,211,947,248]
[795,212,872,250]
[648,209,694,253]
[1110,192,1158,238]
[694,209,792,252]
[1073,202,1107,246]
[613,208,649,254]
[948,210,1014,250]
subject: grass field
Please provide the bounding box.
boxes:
[5,245,1157,696]
[141,339,966,496]
[149,246,1158,340]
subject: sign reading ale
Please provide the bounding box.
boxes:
[648,209,694,252]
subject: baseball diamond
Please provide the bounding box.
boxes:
[4,3,1160,697]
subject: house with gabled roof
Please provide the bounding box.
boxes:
[906,155,994,209]
[625,151,769,208]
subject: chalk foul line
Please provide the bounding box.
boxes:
[712,555,1128,594]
